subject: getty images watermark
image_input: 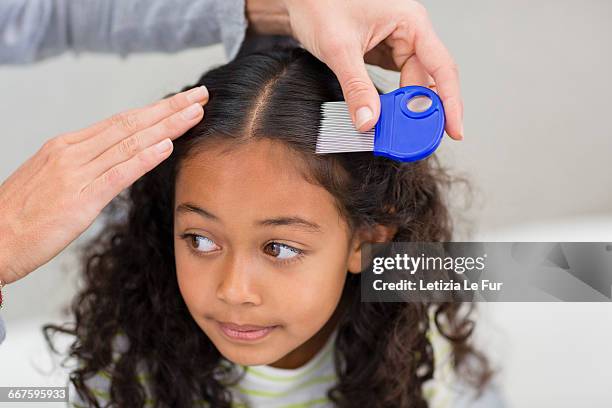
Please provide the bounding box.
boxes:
[360,242,612,302]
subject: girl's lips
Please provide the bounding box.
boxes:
[217,321,278,341]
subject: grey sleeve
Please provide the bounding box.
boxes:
[0,0,248,64]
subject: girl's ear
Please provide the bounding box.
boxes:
[347,224,399,274]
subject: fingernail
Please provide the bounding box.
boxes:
[155,139,172,154]
[355,106,373,130]
[181,103,202,120]
[186,86,208,104]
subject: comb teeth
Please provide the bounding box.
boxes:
[316,102,375,154]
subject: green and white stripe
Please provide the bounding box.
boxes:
[217,329,339,408]
[67,316,503,408]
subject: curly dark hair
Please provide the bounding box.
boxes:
[44,47,493,407]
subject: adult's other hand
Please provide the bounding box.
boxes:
[0,86,208,285]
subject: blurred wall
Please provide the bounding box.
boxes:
[425,0,612,234]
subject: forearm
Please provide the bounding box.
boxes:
[0,0,249,64]
[245,0,291,36]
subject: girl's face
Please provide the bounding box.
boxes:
[173,139,363,369]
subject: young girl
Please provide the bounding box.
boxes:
[45,47,502,408]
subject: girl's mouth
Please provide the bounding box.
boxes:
[217,321,279,341]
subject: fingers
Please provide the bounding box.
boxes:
[399,55,434,88]
[412,24,463,140]
[73,86,208,161]
[82,103,204,182]
[62,116,120,144]
[81,138,174,210]
[325,46,381,132]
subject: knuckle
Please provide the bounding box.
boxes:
[111,112,140,132]
[138,147,159,170]
[40,136,65,154]
[410,1,429,20]
[342,76,373,100]
[79,181,97,201]
[103,166,125,187]
[61,131,80,143]
[118,134,142,157]
[433,60,459,81]
[164,114,183,133]
[40,136,72,168]
[137,158,154,175]
[167,93,184,111]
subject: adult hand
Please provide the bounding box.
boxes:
[247,0,463,139]
[0,86,208,285]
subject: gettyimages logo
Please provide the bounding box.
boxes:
[361,242,612,302]
[371,252,487,275]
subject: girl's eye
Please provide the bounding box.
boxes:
[183,234,219,253]
[180,234,303,263]
[264,242,303,261]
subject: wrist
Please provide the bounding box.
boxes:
[0,279,4,309]
[0,221,19,285]
[245,0,291,36]
[0,247,12,286]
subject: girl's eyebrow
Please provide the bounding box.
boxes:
[175,203,322,233]
[256,216,322,233]
[176,203,220,222]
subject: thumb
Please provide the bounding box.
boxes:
[326,49,381,132]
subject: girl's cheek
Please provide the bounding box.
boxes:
[303,253,349,292]
[175,251,211,309]
[282,265,344,316]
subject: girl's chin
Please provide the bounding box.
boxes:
[208,330,288,366]
[217,345,283,367]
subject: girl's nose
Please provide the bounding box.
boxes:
[216,255,262,306]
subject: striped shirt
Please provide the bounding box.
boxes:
[68,320,505,408]
[219,328,339,407]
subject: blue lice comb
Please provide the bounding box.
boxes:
[316,86,446,162]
